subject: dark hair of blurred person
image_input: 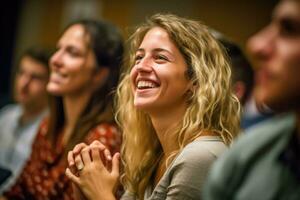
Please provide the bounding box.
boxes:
[3,19,124,200]
[219,39,254,105]
[212,31,275,130]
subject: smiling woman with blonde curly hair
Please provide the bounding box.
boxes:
[66,13,240,200]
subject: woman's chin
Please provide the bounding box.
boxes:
[134,101,151,111]
[47,84,64,96]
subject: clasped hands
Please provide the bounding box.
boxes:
[65,140,120,200]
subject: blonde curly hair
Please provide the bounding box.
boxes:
[115,13,240,199]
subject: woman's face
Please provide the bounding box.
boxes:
[47,24,97,96]
[130,27,191,114]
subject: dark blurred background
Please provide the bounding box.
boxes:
[0,0,278,108]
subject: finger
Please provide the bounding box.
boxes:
[91,146,102,164]
[81,146,92,165]
[67,151,77,174]
[75,154,84,172]
[103,148,112,161]
[90,140,107,151]
[90,140,111,161]
[73,143,88,155]
[65,168,80,185]
[67,150,75,166]
[111,153,120,178]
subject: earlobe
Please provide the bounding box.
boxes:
[185,83,196,102]
[233,81,246,103]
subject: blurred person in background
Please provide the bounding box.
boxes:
[214,31,274,131]
[0,46,51,193]
[2,18,124,199]
[219,38,274,130]
[217,38,254,106]
[204,0,300,199]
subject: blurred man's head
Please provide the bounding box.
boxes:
[247,0,300,112]
[219,39,254,105]
[14,47,51,111]
[211,29,254,105]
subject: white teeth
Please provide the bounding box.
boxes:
[52,72,66,78]
[137,80,157,89]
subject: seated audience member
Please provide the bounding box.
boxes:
[214,32,274,130]
[66,13,240,200]
[218,38,254,106]
[0,46,50,193]
[203,0,300,199]
[2,19,123,199]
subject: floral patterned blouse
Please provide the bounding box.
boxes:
[4,120,121,200]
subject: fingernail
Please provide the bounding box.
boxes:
[77,163,84,171]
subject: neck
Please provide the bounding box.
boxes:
[62,92,92,144]
[149,103,187,156]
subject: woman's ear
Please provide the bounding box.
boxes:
[187,80,197,93]
[185,81,197,102]
[92,67,110,90]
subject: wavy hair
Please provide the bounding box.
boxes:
[115,13,240,198]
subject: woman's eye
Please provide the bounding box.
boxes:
[156,55,168,61]
[66,47,81,57]
[69,50,80,57]
[135,55,143,63]
[279,18,300,37]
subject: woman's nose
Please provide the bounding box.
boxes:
[247,24,275,63]
[136,57,153,73]
[50,50,63,69]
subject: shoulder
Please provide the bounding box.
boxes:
[228,113,296,161]
[162,137,227,198]
[87,123,120,139]
[203,113,296,196]
[38,118,49,136]
[168,136,227,181]
[175,136,228,167]
[85,123,121,150]
[90,123,119,135]
[0,104,20,118]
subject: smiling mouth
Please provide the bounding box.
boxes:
[137,80,159,90]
